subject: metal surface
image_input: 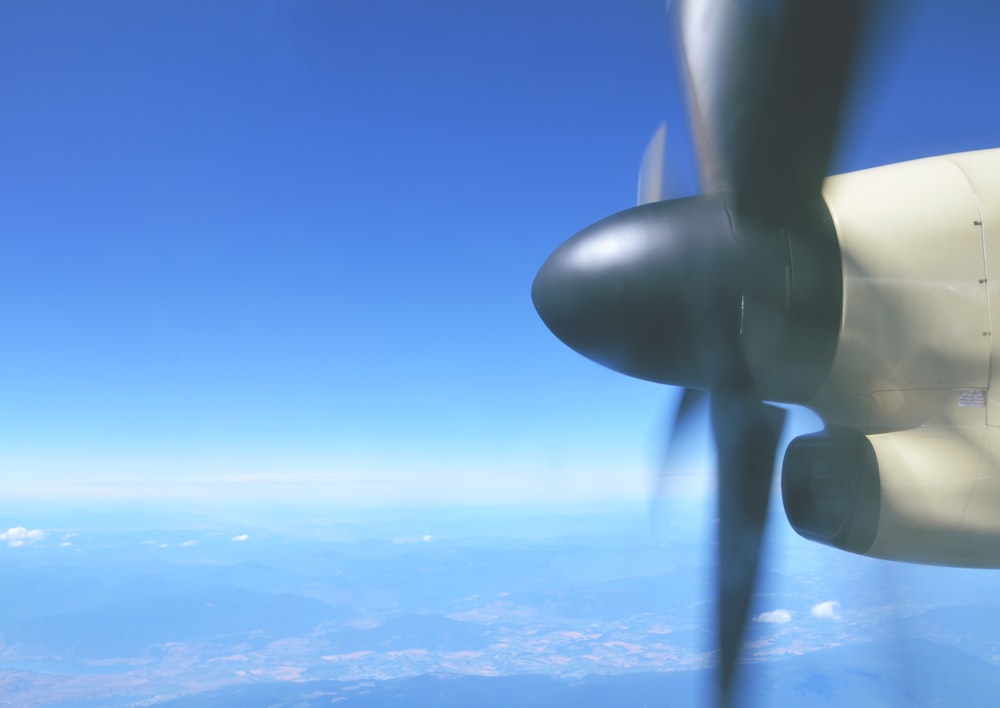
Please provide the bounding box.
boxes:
[531,196,740,389]
[637,123,667,206]
[674,0,868,219]
[811,151,993,430]
[779,149,1000,568]
[527,1,1000,703]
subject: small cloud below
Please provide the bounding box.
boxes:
[232,533,249,542]
[180,540,199,548]
[811,600,842,620]
[1,527,45,548]
[60,541,73,548]
[754,609,792,625]
[391,535,434,544]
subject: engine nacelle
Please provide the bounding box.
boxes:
[783,149,1000,568]
[782,425,1000,567]
[810,151,994,430]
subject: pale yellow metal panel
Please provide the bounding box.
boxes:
[811,153,991,430]
[865,425,992,566]
[951,425,1000,566]
[941,149,1000,426]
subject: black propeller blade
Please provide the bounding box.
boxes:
[533,1,878,704]
[711,367,786,706]
[670,0,872,694]
[675,0,870,220]
[652,387,707,509]
[672,387,707,448]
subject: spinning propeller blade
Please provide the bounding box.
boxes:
[637,122,668,206]
[533,1,881,703]
[675,0,869,219]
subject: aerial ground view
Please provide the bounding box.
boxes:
[2,500,1000,707]
[3,1,1000,706]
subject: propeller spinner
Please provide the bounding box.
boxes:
[532,0,869,704]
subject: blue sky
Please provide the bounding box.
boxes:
[2,0,1000,505]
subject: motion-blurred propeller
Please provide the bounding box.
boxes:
[532,0,876,705]
[637,124,711,513]
[637,122,668,206]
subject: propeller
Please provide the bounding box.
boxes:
[637,122,668,206]
[658,388,707,479]
[637,126,710,509]
[532,0,873,704]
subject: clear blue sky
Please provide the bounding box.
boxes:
[2,0,999,505]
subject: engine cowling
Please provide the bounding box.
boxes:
[782,424,1000,568]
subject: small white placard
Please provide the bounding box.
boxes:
[959,389,987,407]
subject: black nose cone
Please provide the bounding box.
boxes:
[532,196,738,388]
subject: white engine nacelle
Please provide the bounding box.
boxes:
[783,425,1000,567]
[783,149,1000,567]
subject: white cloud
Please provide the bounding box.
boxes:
[391,535,432,544]
[811,601,842,620]
[232,533,249,542]
[60,541,73,548]
[180,540,199,547]
[1,527,45,547]
[754,609,793,624]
